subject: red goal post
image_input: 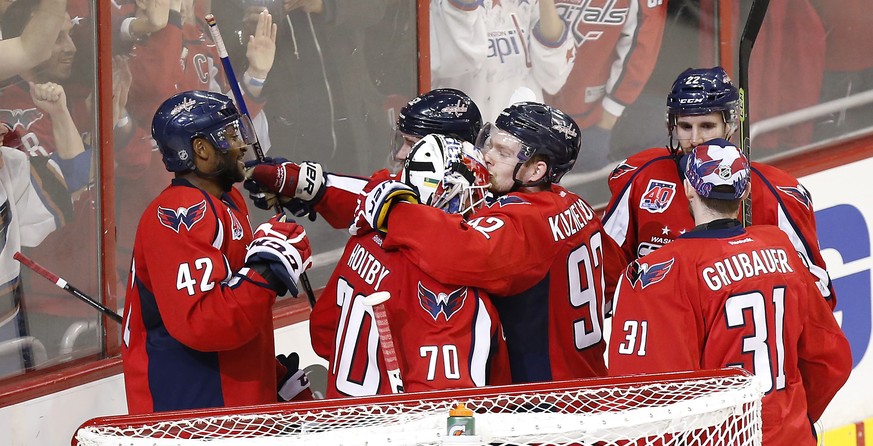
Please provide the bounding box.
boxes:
[73,368,763,446]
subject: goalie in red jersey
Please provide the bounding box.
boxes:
[310,134,510,398]
[121,91,313,414]
[602,66,837,309]
[609,140,851,445]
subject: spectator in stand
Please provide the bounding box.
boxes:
[0,0,90,188]
[122,91,313,413]
[0,127,73,377]
[344,102,626,384]
[211,0,396,174]
[546,0,668,173]
[810,0,873,140]
[123,0,276,141]
[429,0,574,123]
[0,0,68,80]
[602,66,837,309]
[608,139,852,445]
[309,135,510,397]
[1,0,99,331]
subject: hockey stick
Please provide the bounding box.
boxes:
[361,291,404,394]
[205,13,317,309]
[14,252,123,324]
[737,0,771,227]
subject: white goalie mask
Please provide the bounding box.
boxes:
[401,134,490,216]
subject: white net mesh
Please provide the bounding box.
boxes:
[75,370,763,446]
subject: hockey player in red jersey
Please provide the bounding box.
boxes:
[310,134,510,398]
[608,140,852,445]
[350,102,626,384]
[243,88,482,229]
[121,91,313,414]
[602,66,836,309]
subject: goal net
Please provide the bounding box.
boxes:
[74,369,763,446]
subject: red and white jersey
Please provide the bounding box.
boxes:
[0,80,89,158]
[314,168,394,230]
[608,222,852,445]
[310,229,509,398]
[546,0,667,127]
[0,148,66,287]
[121,179,278,414]
[126,17,266,129]
[430,0,575,122]
[603,147,836,308]
[384,185,626,383]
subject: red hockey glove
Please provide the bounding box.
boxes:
[246,159,326,203]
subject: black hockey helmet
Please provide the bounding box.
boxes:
[479,102,581,184]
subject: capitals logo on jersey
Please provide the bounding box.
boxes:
[418,282,468,321]
[640,179,676,213]
[556,0,630,47]
[227,208,244,240]
[625,258,673,289]
[157,200,207,233]
[610,161,637,180]
[777,184,812,210]
[0,108,45,133]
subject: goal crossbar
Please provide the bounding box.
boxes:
[74,368,763,446]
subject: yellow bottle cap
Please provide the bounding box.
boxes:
[449,403,473,417]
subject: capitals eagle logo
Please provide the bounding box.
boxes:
[157,200,207,233]
[418,282,468,321]
[625,258,674,289]
[777,184,812,210]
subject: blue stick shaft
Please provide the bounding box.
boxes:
[204,14,317,308]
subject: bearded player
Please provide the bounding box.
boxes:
[121,91,313,413]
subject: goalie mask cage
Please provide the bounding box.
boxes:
[73,369,763,446]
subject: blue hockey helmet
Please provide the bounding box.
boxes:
[390,88,483,173]
[396,88,482,143]
[666,67,740,137]
[152,90,257,172]
[478,102,581,184]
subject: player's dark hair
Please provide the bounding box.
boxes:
[700,186,743,215]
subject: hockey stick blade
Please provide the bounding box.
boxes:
[361,291,391,307]
[14,252,123,324]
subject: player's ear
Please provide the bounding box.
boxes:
[684,178,696,201]
[525,159,549,184]
[191,138,212,161]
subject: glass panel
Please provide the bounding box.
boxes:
[430,0,873,207]
[0,0,101,379]
[207,0,420,288]
[0,0,868,391]
[109,0,419,295]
